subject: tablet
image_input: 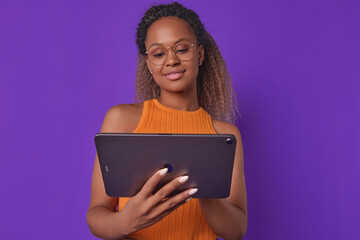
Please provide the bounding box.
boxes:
[94,133,237,198]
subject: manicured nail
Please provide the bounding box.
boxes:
[185,197,192,202]
[178,176,189,183]
[188,188,198,196]
[159,168,168,176]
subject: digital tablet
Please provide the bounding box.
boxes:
[94,133,237,198]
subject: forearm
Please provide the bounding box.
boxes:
[86,206,131,240]
[199,199,247,240]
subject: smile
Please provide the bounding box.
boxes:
[164,70,185,80]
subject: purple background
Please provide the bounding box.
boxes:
[1,0,359,239]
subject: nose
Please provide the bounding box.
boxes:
[165,49,180,66]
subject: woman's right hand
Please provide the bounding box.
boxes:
[119,168,198,234]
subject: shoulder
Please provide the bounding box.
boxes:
[100,102,144,133]
[212,118,242,142]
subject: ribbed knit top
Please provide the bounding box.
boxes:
[118,98,218,240]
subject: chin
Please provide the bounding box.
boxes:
[161,87,187,94]
[158,82,190,92]
[156,78,196,94]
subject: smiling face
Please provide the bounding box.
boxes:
[144,16,204,95]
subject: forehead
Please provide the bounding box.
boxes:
[145,16,197,47]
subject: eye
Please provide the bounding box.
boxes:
[149,48,166,58]
[153,53,165,58]
[176,48,189,54]
[175,44,190,54]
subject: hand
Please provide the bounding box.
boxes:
[118,168,198,234]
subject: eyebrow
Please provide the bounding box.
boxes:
[147,37,191,49]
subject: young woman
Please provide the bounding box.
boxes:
[86,2,247,239]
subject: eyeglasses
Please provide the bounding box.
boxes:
[145,40,197,66]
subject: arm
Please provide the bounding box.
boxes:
[86,154,134,239]
[87,154,196,239]
[199,123,248,240]
[86,104,196,239]
[86,106,133,239]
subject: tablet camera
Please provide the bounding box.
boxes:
[226,138,233,144]
[162,163,173,173]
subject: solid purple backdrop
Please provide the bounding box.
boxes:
[1,0,359,239]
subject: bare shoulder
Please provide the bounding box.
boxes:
[212,118,241,137]
[212,118,243,149]
[100,102,144,133]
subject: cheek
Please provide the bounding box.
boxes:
[186,61,199,77]
[152,66,165,85]
[152,65,163,76]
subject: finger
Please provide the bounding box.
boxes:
[153,187,198,214]
[138,168,168,197]
[150,175,189,205]
[148,195,192,225]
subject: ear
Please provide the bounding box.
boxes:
[198,44,205,66]
[145,56,153,74]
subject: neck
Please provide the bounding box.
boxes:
[157,91,200,111]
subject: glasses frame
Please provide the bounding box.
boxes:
[145,41,199,66]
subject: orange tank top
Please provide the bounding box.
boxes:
[118,98,219,240]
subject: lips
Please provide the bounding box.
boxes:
[163,70,185,80]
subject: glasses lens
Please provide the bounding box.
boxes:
[148,47,167,65]
[147,41,194,65]
[174,42,193,61]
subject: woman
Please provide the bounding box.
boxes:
[86,2,247,239]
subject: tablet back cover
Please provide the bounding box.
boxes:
[94,133,236,198]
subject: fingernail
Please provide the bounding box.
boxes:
[185,197,192,202]
[189,188,198,196]
[178,176,189,183]
[159,168,168,176]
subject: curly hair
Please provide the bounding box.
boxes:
[134,2,240,124]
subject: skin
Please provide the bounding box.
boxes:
[144,16,204,110]
[86,16,247,240]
